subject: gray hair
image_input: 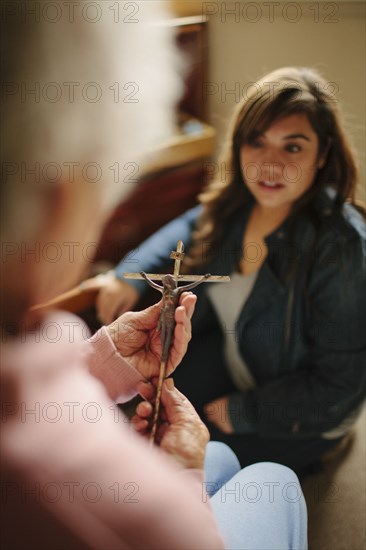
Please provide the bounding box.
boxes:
[1,0,182,239]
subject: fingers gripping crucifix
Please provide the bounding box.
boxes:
[123,240,230,443]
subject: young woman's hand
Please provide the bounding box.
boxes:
[204,396,234,434]
[131,379,210,470]
[107,292,196,381]
[96,273,139,324]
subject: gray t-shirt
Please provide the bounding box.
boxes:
[207,270,258,391]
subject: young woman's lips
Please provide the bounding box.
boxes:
[258,180,285,191]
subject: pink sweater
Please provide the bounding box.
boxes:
[1,312,225,549]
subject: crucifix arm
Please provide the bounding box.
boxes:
[140,272,164,293]
[177,273,211,294]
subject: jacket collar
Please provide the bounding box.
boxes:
[204,190,336,321]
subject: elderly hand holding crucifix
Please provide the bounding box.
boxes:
[123,241,230,442]
[106,292,197,383]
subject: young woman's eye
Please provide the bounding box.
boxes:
[285,143,301,153]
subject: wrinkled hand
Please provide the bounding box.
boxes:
[96,272,139,324]
[203,396,234,434]
[132,379,209,470]
[107,292,196,381]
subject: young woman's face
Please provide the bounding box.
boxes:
[240,113,325,212]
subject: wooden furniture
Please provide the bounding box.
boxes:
[95,15,214,267]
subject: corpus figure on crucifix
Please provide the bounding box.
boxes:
[140,271,211,363]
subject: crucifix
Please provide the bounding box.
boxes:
[123,241,230,443]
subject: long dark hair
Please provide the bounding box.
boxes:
[184,67,362,269]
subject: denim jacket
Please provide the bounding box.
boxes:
[115,191,366,438]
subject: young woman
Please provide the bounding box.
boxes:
[98,67,366,472]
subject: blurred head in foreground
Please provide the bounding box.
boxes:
[1,0,182,328]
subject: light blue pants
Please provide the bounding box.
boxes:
[204,442,308,550]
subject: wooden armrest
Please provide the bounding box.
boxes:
[29,277,106,314]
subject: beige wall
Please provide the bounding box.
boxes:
[171,1,365,201]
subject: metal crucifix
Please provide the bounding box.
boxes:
[123,241,230,443]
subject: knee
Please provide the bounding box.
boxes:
[242,463,308,548]
[243,462,301,486]
[204,442,241,497]
[211,463,308,550]
[205,441,241,472]
[235,462,305,513]
[240,462,303,494]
